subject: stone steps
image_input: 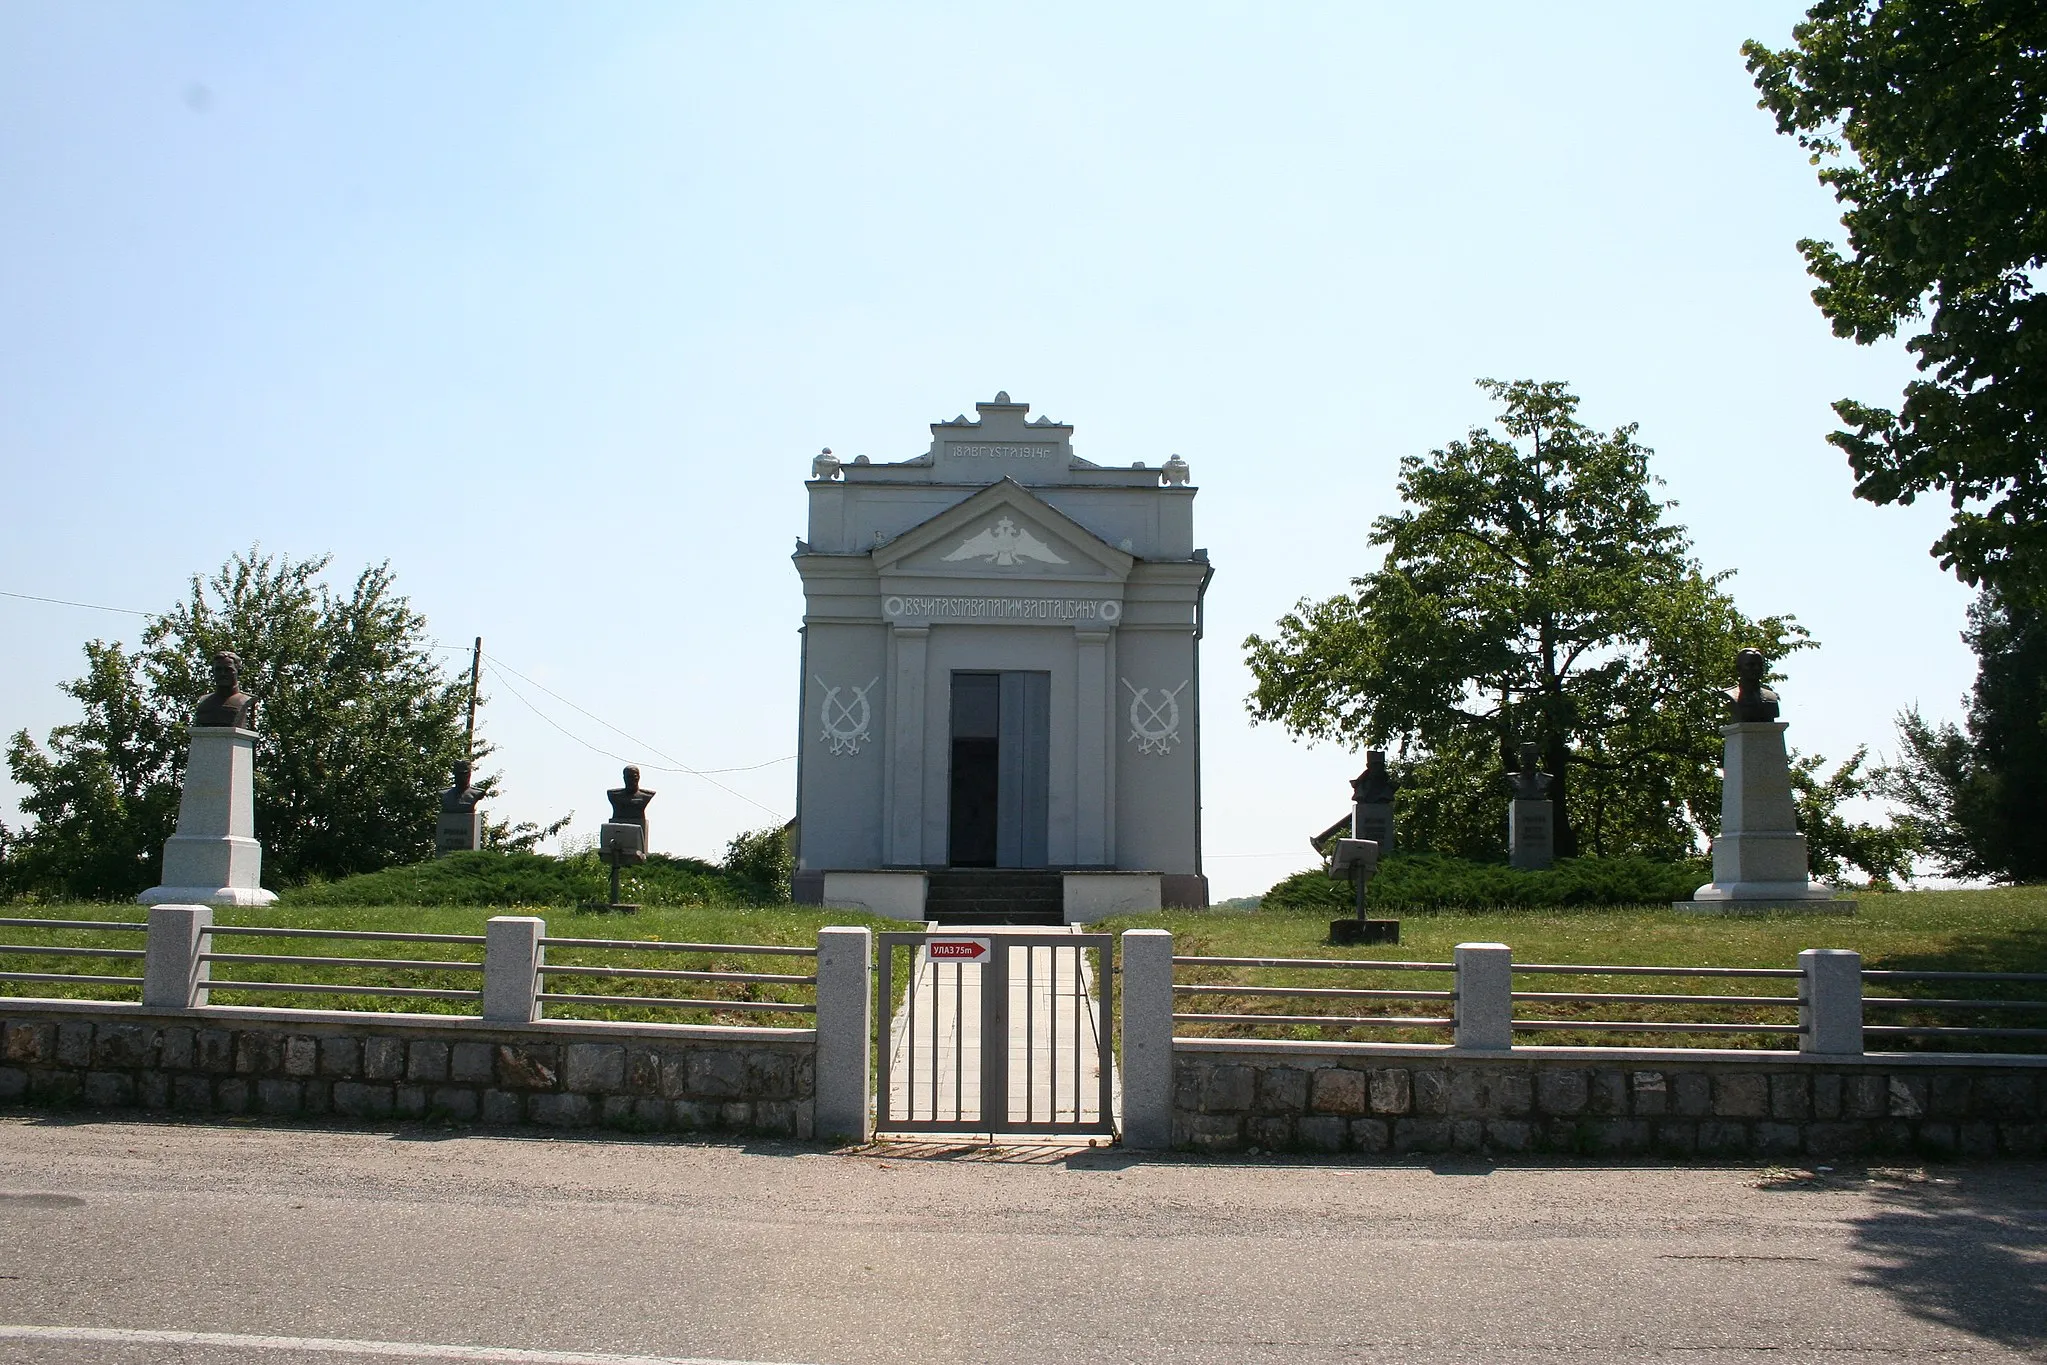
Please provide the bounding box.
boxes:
[925,870,1064,925]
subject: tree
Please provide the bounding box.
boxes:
[4,641,182,900]
[5,549,488,898]
[1880,585,2047,881]
[1791,747,1920,886]
[1745,3,2047,594]
[1244,380,1810,859]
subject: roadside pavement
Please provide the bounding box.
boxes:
[0,1115,2041,1363]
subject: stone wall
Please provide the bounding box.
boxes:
[1174,1043,2047,1160]
[0,1002,816,1138]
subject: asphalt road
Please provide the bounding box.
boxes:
[0,1115,2042,1364]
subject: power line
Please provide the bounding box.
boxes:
[0,589,152,617]
[480,661,790,823]
[480,652,796,777]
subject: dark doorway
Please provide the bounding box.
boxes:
[948,674,1001,867]
[947,671,1050,868]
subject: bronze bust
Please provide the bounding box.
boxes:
[606,766,656,838]
[441,761,481,815]
[1726,648,1782,722]
[193,650,256,729]
[1508,741,1553,800]
[1351,750,1396,805]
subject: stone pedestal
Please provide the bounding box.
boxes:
[1509,799,1554,870]
[1351,802,1395,854]
[436,810,484,855]
[1684,721,1845,913]
[139,726,277,908]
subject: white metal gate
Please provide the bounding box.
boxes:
[875,931,1115,1137]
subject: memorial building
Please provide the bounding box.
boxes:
[790,394,1211,920]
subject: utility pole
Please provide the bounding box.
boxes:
[465,636,482,762]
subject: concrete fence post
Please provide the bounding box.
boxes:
[814,926,873,1143]
[142,904,212,1009]
[482,915,543,1024]
[1799,948,1863,1055]
[1120,929,1175,1149]
[1454,942,1513,1051]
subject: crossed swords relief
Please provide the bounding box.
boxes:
[1123,678,1189,756]
[817,677,879,756]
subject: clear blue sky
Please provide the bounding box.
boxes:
[0,3,1975,898]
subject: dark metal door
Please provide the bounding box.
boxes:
[948,671,1050,869]
[996,670,1049,868]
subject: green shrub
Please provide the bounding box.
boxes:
[281,848,777,908]
[722,824,794,900]
[1261,853,1711,914]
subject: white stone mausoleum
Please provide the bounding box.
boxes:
[790,394,1211,919]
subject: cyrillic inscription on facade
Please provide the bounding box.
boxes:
[884,595,1121,623]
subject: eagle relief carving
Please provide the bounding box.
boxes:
[943,517,1067,568]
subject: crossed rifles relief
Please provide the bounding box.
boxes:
[1124,679,1188,756]
[818,677,879,756]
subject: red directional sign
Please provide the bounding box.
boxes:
[928,937,991,961]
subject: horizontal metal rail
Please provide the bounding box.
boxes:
[1513,1019,1803,1035]
[538,936,814,956]
[0,944,145,960]
[1173,1012,1454,1028]
[0,917,147,933]
[1173,955,1452,971]
[535,992,814,1014]
[1864,969,2047,984]
[1511,990,1799,1007]
[203,980,481,1001]
[209,926,486,944]
[1174,983,1453,1002]
[1865,1025,2047,1039]
[1514,963,1804,978]
[538,964,814,985]
[0,971,143,987]
[1863,996,2047,1012]
[198,953,482,972]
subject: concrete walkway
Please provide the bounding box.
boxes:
[882,927,1108,1133]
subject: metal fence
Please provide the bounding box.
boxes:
[1861,968,2047,1045]
[0,910,816,1026]
[0,916,147,998]
[1510,962,1804,1043]
[1169,946,2047,1053]
[1171,954,1455,1039]
[201,925,487,1007]
[535,934,815,1020]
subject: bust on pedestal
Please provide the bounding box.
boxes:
[1506,742,1555,871]
[584,766,655,914]
[436,761,485,854]
[1348,750,1397,854]
[1326,753,1398,945]
[138,651,278,908]
[1680,650,1851,915]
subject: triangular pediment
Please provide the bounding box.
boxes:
[873,479,1133,581]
